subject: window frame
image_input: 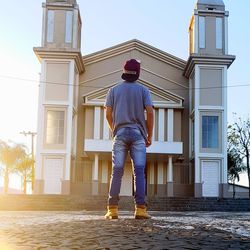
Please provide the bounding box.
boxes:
[45,109,66,146]
[65,11,73,43]
[202,115,219,149]
[199,16,206,49]
[200,112,222,154]
[216,17,223,50]
[47,10,54,43]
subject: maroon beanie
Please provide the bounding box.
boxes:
[121,59,140,82]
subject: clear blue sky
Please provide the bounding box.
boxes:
[0,0,249,187]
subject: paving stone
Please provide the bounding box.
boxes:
[0,211,249,249]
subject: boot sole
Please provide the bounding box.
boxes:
[135,215,150,219]
[105,216,118,219]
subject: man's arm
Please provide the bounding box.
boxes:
[105,106,113,131]
[145,106,154,147]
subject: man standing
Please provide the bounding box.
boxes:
[104,59,154,219]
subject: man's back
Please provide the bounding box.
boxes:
[106,81,152,139]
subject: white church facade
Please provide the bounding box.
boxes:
[34,0,235,198]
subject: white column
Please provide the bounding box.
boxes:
[193,64,202,197]
[72,74,79,155]
[94,107,101,139]
[223,66,228,184]
[149,162,154,184]
[167,156,173,182]
[35,67,45,180]
[92,154,99,181]
[152,109,155,141]
[167,109,174,142]
[103,108,110,140]
[195,65,200,183]
[158,109,165,141]
[189,78,192,158]
[157,162,164,185]
[65,60,74,181]
[101,160,108,183]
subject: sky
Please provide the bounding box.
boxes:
[0,0,249,188]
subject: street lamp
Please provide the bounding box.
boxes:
[20,131,37,192]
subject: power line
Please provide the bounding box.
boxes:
[0,74,249,91]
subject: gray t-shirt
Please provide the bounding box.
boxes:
[105,81,153,139]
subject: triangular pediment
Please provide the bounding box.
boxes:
[83,39,186,71]
[83,80,184,108]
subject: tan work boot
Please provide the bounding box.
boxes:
[104,205,118,219]
[134,205,151,219]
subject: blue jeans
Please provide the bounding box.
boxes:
[108,127,146,206]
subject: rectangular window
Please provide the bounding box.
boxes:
[216,17,223,49]
[202,116,219,148]
[65,11,73,43]
[47,10,54,43]
[46,111,65,144]
[199,16,205,49]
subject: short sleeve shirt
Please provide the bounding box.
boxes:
[105,81,153,139]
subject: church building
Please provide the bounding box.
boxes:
[34,0,235,198]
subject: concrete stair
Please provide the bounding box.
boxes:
[0,195,82,211]
[147,197,250,212]
[0,195,249,211]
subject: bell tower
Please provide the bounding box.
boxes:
[34,0,84,194]
[41,0,82,50]
[189,0,227,56]
[184,0,235,198]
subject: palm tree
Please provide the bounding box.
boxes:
[0,140,26,194]
[228,149,246,198]
[15,155,34,194]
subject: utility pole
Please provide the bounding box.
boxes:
[20,131,37,192]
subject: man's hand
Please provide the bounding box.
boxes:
[146,136,152,147]
[105,106,113,131]
[145,106,154,147]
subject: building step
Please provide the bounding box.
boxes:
[0,195,249,211]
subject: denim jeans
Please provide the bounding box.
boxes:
[108,127,146,206]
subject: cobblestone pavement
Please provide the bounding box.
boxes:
[0,211,249,249]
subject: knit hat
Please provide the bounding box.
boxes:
[121,59,140,82]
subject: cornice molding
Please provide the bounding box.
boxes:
[42,1,78,9]
[82,78,184,108]
[184,54,235,78]
[33,47,85,74]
